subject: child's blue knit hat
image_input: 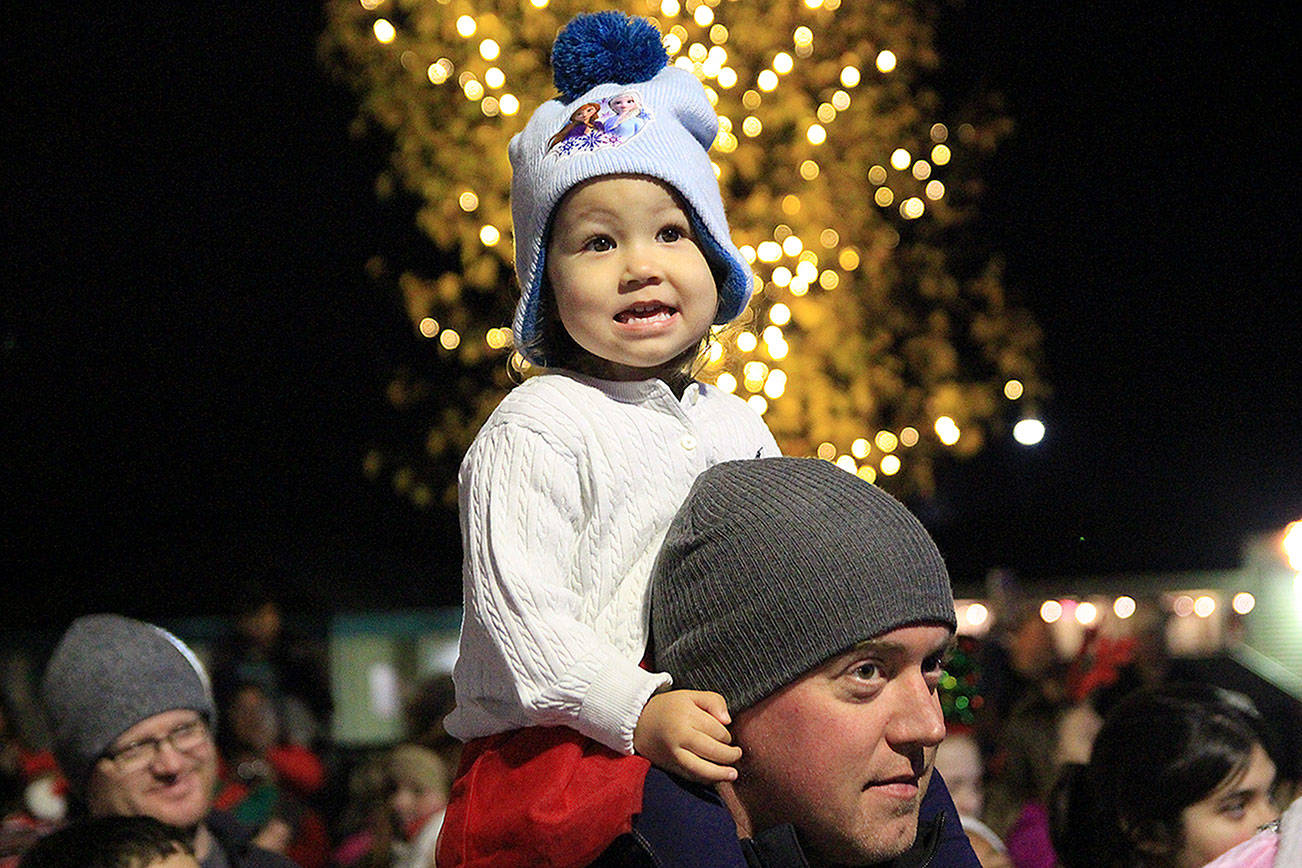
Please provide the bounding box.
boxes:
[509,12,753,365]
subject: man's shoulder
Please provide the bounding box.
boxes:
[204,811,297,868]
[588,769,749,867]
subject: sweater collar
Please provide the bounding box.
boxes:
[556,369,703,407]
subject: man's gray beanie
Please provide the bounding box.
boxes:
[651,457,956,714]
[41,614,215,792]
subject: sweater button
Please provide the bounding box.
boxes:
[680,434,698,450]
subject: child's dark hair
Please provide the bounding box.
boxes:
[1049,682,1270,868]
[19,815,194,868]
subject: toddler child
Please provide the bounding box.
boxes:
[438,11,780,867]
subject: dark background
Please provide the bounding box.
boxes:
[5,2,1298,628]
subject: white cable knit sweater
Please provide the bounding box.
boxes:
[445,370,781,754]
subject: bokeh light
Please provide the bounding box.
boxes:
[1113,595,1136,619]
[326,0,1045,507]
[1013,418,1045,445]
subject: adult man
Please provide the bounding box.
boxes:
[632,457,979,866]
[39,614,295,868]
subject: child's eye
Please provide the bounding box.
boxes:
[1220,802,1247,820]
[584,236,615,252]
[657,225,687,243]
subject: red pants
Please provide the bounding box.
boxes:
[436,726,650,868]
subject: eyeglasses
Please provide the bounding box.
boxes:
[102,718,209,774]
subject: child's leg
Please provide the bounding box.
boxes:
[437,727,649,868]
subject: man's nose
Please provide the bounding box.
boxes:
[884,674,946,749]
[148,739,189,774]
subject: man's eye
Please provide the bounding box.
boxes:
[117,743,149,762]
[853,662,883,681]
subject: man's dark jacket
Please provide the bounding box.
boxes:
[205,809,298,868]
[592,768,981,867]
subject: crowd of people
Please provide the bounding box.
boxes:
[0,600,458,868]
[4,10,1299,868]
[927,596,1302,868]
[3,569,1299,868]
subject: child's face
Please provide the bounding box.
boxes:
[933,733,983,818]
[545,176,717,380]
[389,774,447,832]
[1175,743,1278,868]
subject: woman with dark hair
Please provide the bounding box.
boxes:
[1050,683,1281,868]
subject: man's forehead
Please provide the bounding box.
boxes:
[842,626,955,658]
[110,709,202,746]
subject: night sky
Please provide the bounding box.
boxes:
[5,3,1298,630]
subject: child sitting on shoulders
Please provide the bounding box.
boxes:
[438,11,780,867]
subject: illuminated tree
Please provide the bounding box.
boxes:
[322,0,1045,509]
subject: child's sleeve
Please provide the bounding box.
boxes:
[457,422,671,755]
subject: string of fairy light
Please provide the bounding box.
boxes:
[358,0,1043,484]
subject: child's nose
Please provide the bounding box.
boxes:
[621,242,661,286]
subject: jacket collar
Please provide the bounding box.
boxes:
[740,811,945,868]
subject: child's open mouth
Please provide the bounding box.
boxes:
[614,301,676,324]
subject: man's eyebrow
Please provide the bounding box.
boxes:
[847,634,956,659]
[109,716,201,749]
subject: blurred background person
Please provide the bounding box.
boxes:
[1,692,63,866]
[976,593,1064,761]
[984,691,1063,868]
[1051,683,1282,868]
[209,582,333,749]
[213,682,328,868]
[333,744,448,868]
[400,675,459,777]
[934,727,1009,868]
[39,614,296,867]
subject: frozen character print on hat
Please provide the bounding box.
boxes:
[547,90,651,158]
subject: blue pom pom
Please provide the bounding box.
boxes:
[551,12,669,102]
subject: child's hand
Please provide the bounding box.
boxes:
[633,689,742,784]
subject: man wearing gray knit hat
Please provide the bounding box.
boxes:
[631,457,978,867]
[40,614,295,868]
